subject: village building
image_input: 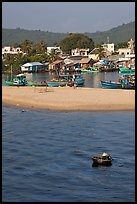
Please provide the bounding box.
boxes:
[88,48,99,60]
[21,62,45,72]
[64,56,86,70]
[47,46,62,54]
[80,57,95,69]
[117,48,132,56]
[127,38,135,54]
[101,43,115,53]
[71,48,90,57]
[48,60,64,71]
[2,46,23,59]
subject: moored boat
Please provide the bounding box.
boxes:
[100,74,135,89]
[119,67,135,74]
[5,74,27,86]
[100,80,122,89]
[60,74,85,86]
[46,79,67,87]
[27,80,48,87]
[81,67,99,73]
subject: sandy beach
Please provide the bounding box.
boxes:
[2,86,135,111]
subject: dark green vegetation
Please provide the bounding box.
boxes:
[2,21,135,46]
[85,21,135,45]
[2,40,58,74]
[60,33,94,54]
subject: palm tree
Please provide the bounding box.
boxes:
[97,45,106,60]
[49,49,59,63]
[34,40,47,54]
[20,40,33,55]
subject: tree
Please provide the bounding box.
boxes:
[33,40,47,55]
[29,53,49,63]
[59,33,95,54]
[20,39,33,55]
[96,45,106,60]
[49,49,59,63]
[115,42,127,50]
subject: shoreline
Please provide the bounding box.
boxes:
[2,86,135,111]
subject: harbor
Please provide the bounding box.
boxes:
[2,2,135,202]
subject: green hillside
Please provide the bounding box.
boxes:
[85,21,135,44]
[2,28,67,46]
[2,21,135,46]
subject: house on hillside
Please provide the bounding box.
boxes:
[101,43,115,53]
[47,46,62,54]
[2,46,23,60]
[71,48,90,56]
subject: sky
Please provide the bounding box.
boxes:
[2,2,135,33]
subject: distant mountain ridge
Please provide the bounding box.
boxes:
[2,21,135,46]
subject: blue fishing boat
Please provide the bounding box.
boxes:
[100,80,122,89]
[119,67,135,74]
[59,74,85,86]
[100,74,135,90]
[75,74,85,85]
[5,74,27,86]
[46,79,68,87]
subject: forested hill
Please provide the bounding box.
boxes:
[84,21,135,44]
[2,21,135,46]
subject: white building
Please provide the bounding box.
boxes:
[101,43,115,53]
[71,48,90,56]
[47,46,61,54]
[118,48,132,56]
[88,48,99,60]
[2,46,23,59]
[21,62,44,72]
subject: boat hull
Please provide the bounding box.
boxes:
[27,81,48,87]
[81,69,98,73]
[75,78,85,85]
[119,68,135,74]
[92,156,112,166]
[46,80,67,87]
[100,81,122,89]
[5,81,26,86]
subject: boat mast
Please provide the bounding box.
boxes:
[11,64,13,81]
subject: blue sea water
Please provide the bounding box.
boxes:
[2,105,135,202]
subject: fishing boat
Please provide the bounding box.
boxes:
[119,74,135,89]
[92,153,112,166]
[46,74,84,87]
[119,67,135,74]
[5,74,27,86]
[74,74,85,85]
[27,80,48,87]
[100,80,122,89]
[60,74,85,86]
[81,67,99,73]
[100,75,135,90]
[46,78,68,87]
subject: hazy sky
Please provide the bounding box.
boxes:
[2,2,135,33]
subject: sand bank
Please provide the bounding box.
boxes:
[2,86,135,111]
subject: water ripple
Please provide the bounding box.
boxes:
[2,105,135,202]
